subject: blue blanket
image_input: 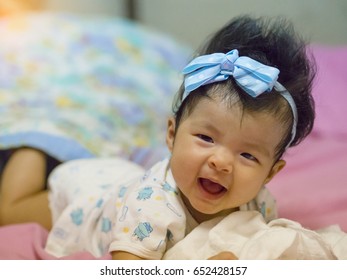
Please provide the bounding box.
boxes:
[0,13,190,167]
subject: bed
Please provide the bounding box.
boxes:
[0,12,346,260]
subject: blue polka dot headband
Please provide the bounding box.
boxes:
[182,49,298,148]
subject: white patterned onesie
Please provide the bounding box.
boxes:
[45,157,277,259]
[46,157,195,259]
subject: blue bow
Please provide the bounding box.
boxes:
[183,49,280,98]
[182,49,298,149]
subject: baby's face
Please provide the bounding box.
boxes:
[166,97,286,222]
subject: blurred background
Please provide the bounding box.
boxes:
[2,0,347,48]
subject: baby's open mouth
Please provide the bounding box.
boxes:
[199,178,227,196]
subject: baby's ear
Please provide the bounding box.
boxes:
[264,160,286,184]
[166,117,176,153]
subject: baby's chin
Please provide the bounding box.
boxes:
[182,195,238,222]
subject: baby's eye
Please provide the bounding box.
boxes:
[197,134,214,143]
[241,153,258,162]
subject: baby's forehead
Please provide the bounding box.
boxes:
[194,96,286,132]
[210,88,291,127]
[195,93,279,121]
[191,96,288,150]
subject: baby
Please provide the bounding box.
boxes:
[0,15,315,260]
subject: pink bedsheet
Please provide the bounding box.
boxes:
[0,223,111,259]
[0,45,346,259]
[267,45,347,232]
[268,135,347,231]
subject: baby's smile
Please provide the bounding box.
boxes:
[198,178,227,199]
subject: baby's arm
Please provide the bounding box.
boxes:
[112,251,238,260]
[208,251,238,260]
[111,251,145,260]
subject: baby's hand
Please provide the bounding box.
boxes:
[208,251,238,260]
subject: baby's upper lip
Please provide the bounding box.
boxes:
[203,177,228,190]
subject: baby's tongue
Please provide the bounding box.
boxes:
[200,178,224,194]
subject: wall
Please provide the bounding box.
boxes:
[44,0,347,48]
[44,0,125,17]
[137,0,347,48]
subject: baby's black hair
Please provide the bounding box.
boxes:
[172,15,316,160]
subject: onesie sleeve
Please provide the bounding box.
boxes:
[109,179,186,259]
[239,185,278,222]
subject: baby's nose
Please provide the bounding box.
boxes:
[208,150,233,173]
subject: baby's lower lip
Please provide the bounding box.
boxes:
[198,178,227,198]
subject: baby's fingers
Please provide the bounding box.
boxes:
[208,251,238,260]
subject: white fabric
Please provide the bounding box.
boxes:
[46,158,189,259]
[163,211,347,260]
[47,158,145,223]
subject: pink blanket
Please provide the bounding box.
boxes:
[0,45,346,259]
